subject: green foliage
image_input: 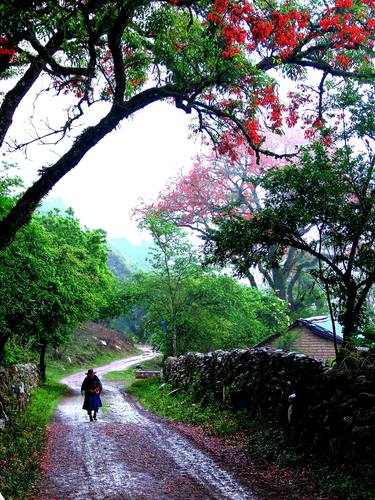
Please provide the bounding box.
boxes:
[206,142,375,346]
[139,214,203,356]
[0,377,67,497]
[108,238,152,272]
[247,421,304,464]
[0,166,121,365]
[335,348,375,371]
[288,272,328,318]
[307,462,375,500]
[123,268,289,356]
[129,376,248,435]
[3,335,36,366]
[124,213,290,356]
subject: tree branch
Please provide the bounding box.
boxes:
[0,32,64,148]
[0,85,179,250]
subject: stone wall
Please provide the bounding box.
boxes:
[0,364,39,431]
[164,348,375,459]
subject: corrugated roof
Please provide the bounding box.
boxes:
[290,315,343,344]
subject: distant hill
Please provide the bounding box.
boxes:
[38,196,68,215]
[107,250,132,279]
[108,237,152,272]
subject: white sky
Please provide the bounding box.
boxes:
[48,102,202,242]
[3,80,203,243]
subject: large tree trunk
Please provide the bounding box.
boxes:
[172,326,178,358]
[341,287,359,348]
[272,268,287,301]
[0,109,123,249]
[0,33,64,148]
[244,269,257,288]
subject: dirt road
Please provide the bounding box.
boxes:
[35,348,256,499]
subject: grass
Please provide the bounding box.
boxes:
[46,346,141,379]
[0,375,66,498]
[105,367,137,382]
[128,376,251,435]
[0,347,141,498]
[128,377,375,500]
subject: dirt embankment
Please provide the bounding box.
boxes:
[50,321,134,366]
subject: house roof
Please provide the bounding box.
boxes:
[256,315,344,347]
[291,315,344,344]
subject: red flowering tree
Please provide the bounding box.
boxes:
[0,0,373,249]
[135,130,319,309]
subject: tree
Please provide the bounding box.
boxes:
[122,212,289,355]
[177,274,289,352]
[0,168,119,375]
[123,265,289,356]
[141,213,201,356]
[0,0,373,249]
[135,133,318,310]
[205,142,375,347]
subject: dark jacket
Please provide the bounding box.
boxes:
[81,375,102,410]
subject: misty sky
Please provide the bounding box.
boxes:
[3,76,202,243]
[47,102,202,242]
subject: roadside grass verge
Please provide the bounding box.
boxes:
[129,377,375,500]
[128,376,250,435]
[0,375,65,498]
[0,348,140,498]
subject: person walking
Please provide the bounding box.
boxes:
[81,369,103,422]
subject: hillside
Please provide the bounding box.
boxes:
[108,237,152,272]
[48,321,136,367]
[107,250,132,279]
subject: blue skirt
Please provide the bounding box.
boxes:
[83,394,102,410]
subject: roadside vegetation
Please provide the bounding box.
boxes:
[0,371,66,498]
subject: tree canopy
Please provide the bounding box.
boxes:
[0,165,120,375]
[122,214,289,356]
[205,141,375,346]
[135,131,321,311]
[0,0,373,249]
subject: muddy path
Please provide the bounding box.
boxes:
[34,347,257,499]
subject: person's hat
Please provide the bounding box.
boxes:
[86,368,96,375]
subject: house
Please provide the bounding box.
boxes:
[257,315,343,362]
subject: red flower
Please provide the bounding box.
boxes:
[335,0,353,7]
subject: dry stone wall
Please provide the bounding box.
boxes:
[0,364,39,431]
[164,348,375,459]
